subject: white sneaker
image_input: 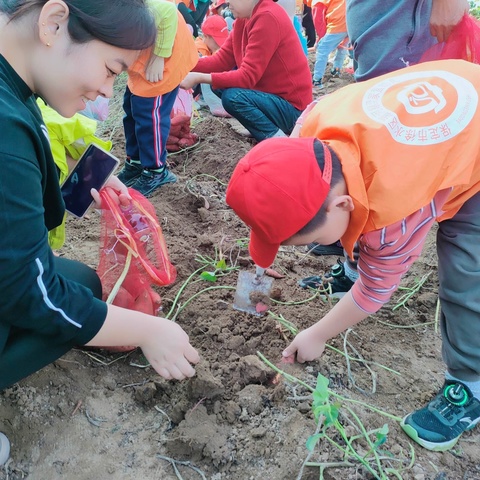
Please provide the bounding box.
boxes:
[0,432,10,466]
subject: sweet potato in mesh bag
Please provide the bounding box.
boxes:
[96,187,177,350]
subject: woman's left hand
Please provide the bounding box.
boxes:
[91,175,131,209]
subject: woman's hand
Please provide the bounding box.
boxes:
[180,72,212,90]
[90,176,131,209]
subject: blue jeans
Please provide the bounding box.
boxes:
[313,32,348,82]
[214,88,302,141]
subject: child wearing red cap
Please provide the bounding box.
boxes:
[195,15,231,116]
[226,59,480,453]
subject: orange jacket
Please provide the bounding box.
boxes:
[312,0,346,33]
[127,11,197,97]
[301,59,480,257]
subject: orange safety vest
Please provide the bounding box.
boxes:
[127,12,198,97]
[301,59,480,257]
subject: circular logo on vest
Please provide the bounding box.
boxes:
[362,70,478,146]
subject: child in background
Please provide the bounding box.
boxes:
[226,59,480,452]
[276,0,308,55]
[210,0,234,30]
[195,15,231,117]
[118,0,197,197]
[312,0,348,88]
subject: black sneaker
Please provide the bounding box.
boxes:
[0,432,10,466]
[330,67,341,77]
[401,381,480,451]
[116,160,143,187]
[298,260,354,298]
[130,168,177,197]
[312,80,325,89]
[307,241,344,257]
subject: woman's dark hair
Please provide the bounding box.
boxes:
[2,0,156,50]
[296,139,344,236]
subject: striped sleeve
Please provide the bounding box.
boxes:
[350,189,451,313]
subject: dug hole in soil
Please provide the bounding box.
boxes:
[1,63,479,480]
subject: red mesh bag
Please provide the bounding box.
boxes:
[419,14,480,64]
[97,187,176,321]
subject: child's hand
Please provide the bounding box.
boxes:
[146,55,165,83]
[282,325,327,363]
[140,318,200,380]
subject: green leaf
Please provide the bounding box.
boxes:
[373,424,389,448]
[216,258,227,270]
[314,374,330,402]
[200,271,217,282]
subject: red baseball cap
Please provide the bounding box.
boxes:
[202,15,229,47]
[226,137,332,268]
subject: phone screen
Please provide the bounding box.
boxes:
[61,144,119,218]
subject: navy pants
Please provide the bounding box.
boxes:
[123,86,179,170]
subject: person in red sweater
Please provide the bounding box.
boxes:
[180,0,313,141]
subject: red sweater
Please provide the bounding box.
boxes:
[193,0,313,111]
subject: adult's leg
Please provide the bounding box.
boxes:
[346,0,436,81]
[0,258,102,389]
[437,192,480,382]
[302,4,316,48]
[313,32,348,83]
[192,0,211,28]
[219,88,301,141]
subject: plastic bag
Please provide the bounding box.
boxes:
[97,187,177,317]
[419,14,480,64]
[79,96,110,122]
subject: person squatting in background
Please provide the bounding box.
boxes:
[117,0,198,197]
[180,0,313,142]
[0,0,200,466]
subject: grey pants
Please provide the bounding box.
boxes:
[438,192,480,382]
[343,192,480,382]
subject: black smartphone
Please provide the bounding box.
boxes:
[61,144,120,218]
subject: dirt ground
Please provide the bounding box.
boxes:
[1,62,480,480]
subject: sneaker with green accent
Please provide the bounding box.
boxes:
[131,168,177,197]
[298,260,354,298]
[0,432,10,466]
[400,381,480,451]
[116,159,143,187]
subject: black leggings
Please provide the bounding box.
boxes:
[0,258,102,389]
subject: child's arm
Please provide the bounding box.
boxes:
[283,292,367,362]
[145,0,178,82]
[146,55,165,83]
[312,1,327,39]
[86,304,200,380]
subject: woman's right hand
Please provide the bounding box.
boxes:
[139,317,200,380]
